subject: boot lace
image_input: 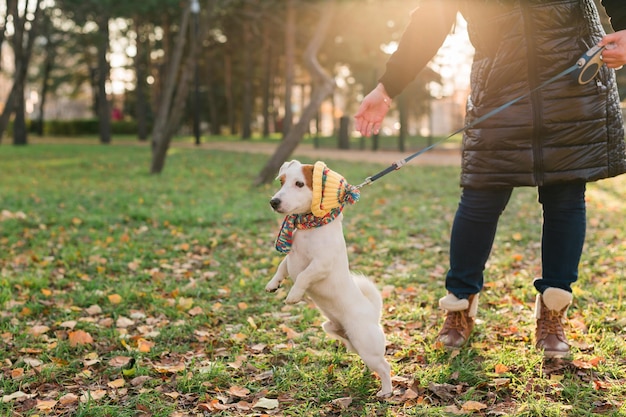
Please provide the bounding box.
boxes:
[443,310,468,333]
[538,309,566,341]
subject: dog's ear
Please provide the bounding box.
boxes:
[277,160,298,178]
[302,164,314,189]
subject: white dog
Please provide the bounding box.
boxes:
[266,160,392,397]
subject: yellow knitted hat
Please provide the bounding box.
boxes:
[311,161,360,217]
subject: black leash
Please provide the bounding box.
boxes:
[357,45,606,188]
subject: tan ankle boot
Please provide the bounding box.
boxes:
[436,293,479,349]
[535,288,572,358]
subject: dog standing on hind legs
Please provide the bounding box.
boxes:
[265,160,392,398]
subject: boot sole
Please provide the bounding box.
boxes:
[542,350,570,359]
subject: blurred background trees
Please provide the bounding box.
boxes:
[0,0,622,176]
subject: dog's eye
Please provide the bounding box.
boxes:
[295,181,304,188]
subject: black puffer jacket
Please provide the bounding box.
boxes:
[380,0,626,188]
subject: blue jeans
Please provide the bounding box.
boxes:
[445,183,586,299]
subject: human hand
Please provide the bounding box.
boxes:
[354,83,392,137]
[599,30,626,69]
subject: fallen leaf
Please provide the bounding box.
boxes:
[85,305,103,315]
[491,378,510,387]
[443,405,464,415]
[59,393,79,405]
[60,320,78,329]
[279,324,301,339]
[116,317,135,328]
[11,368,24,380]
[80,389,107,402]
[188,306,204,316]
[589,356,604,366]
[253,397,279,410]
[107,378,125,389]
[108,294,123,304]
[177,297,194,311]
[36,399,58,411]
[400,388,419,400]
[68,330,94,347]
[153,362,185,374]
[331,397,353,408]
[494,363,509,374]
[572,359,593,369]
[199,399,230,411]
[109,356,133,367]
[462,400,488,412]
[2,391,35,403]
[228,385,250,398]
[230,333,247,343]
[23,357,43,367]
[29,325,50,337]
[137,338,154,353]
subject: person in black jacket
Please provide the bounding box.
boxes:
[355,0,626,358]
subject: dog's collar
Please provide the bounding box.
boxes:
[275,207,343,254]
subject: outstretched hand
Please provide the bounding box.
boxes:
[599,30,626,69]
[354,83,392,137]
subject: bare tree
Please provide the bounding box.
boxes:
[0,0,44,144]
[150,0,209,174]
[282,0,295,136]
[254,0,336,186]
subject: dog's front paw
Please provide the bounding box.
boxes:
[265,281,281,292]
[284,290,304,304]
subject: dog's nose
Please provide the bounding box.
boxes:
[269,198,281,210]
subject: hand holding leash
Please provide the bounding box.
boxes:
[599,30,626,69]
[357,44,612,188]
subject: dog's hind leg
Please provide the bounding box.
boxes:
[349,325,392,397]
[322,321,355,352]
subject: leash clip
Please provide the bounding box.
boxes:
[356,177,372,189]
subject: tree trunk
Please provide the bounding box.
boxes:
[282,0,295,137]
[134,16,149,141]
[151,5,191,174]
[0,0,42,144]
[398,91,407,152]
[37,42,54,136]
[254,0,336,186]
[206,57,220,135]
[13,79,26,145]
[204,0,220,136]
[0,0,9,71]
[241,19,253,140]
[96,13,111,144]
[241,20,254,139]
[261,21,273,138]
[151,1,209,174]
[224,50,236,134]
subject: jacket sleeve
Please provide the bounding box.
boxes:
[601,0,626,31]
[379,1,458,98]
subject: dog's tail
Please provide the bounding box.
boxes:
[352,273,383,316]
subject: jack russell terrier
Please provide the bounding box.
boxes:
[266,160,392,397]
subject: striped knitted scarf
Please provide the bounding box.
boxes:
[275,207,343,254]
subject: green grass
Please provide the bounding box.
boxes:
[1,142,626,416]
